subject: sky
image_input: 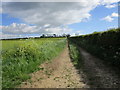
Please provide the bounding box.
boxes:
[0,0,119,39]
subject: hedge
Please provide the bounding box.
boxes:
[69,28,120,68]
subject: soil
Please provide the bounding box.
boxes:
[79,47,120,88]
[18,44,120,88]
[19,45,88,88]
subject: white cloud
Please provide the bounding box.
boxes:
[101,0,119,4]
[0,8,2,13]
[1,23,72,35]
[102,16,114,22]
[44,27,72,34]
[0,0,105,2]
[102,12,118,22]
[69,30,83,36]
[44,24,50,28]
[0,2,2,13]
[101,0,119,8]
[2,2,100,35]
[0,32,22,39]
[107,26,118,29]
[111,12,118,17]
[105,4,117,8]
[1,23,39,34]
[1,1,119,38]
[2,2,95,26]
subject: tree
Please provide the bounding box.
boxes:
[66,34,70,38]
[41,34,45,38]
[53,34,57,37]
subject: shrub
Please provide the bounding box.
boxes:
[69,28,120,69]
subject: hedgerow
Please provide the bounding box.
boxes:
[69,28,120,68]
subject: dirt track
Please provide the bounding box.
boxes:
[19,46,88,88]
[79,47,120,88]
[19,44,120,88]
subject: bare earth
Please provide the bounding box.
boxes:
[19,46,89,88]
[79,47,120,88]
[19,45,120,88]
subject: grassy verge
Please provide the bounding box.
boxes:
[68,40,83,69]
[68,40,102,87]
[2,38,66,88]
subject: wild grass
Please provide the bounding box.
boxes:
[2,38,66,88]
[68,41,83,69]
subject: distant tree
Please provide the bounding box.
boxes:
[62,34,66,37]
[41,34,45,38]
[66,34,70,38]
[53,34,57,37]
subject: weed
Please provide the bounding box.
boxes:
[2,38,66,88]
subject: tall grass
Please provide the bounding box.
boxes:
[2,38,66,88]
[68,41,83,69]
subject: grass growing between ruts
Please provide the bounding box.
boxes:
[68,41,83,69]
[2,38,66,88]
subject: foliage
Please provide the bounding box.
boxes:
[68,41,83,69]
[69,28,120,69]
[2,38,66,88]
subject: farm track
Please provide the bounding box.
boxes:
[79,47,120,88]
[19,44,120,88]
[19,45,88,88]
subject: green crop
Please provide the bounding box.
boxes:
[2,38,66,88]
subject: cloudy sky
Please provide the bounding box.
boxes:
[0,0,119,39]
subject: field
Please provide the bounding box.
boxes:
[2,38,66,88]
[1,28,120,88]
